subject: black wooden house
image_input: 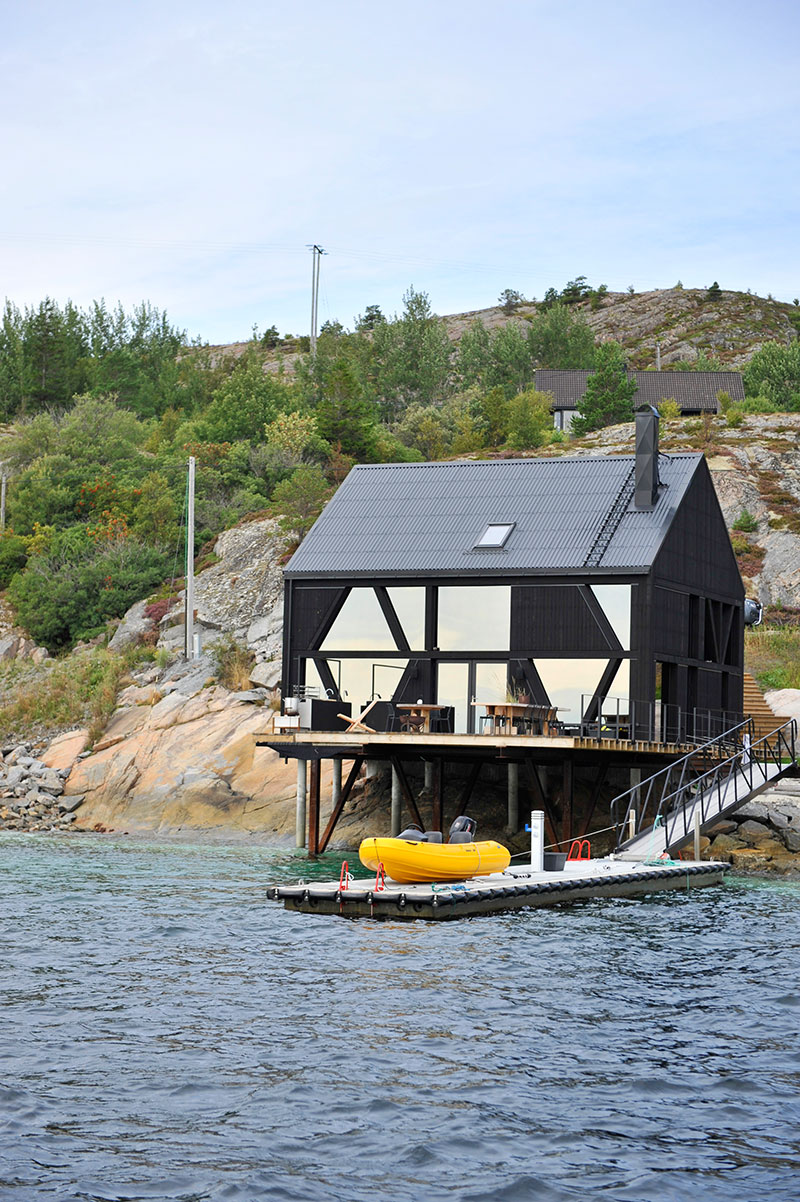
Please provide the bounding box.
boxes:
[281,407,744,739]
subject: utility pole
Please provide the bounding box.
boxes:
[184,456,196,660]
[308,244,325,354]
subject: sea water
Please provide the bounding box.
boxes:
[1,833,799,1202]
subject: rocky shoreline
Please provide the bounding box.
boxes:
[2,727,798,875]
[0,740,86,832]
[704,778,800,874]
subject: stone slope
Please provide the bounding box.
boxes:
[442,287,799,370]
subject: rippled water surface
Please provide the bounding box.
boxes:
[2,834,800,1202]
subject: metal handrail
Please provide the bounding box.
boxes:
[613,717,797,850]
[579,696,747,747]
[611,716,753,844]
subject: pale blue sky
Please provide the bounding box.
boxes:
[2,0,798,343]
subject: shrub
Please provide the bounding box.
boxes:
[725,406,744,428]
[657,398,681,421]
[0,533,29,588]
[144,596,179,624]
[209,634,254,691]
[0,645,153,745]
[732,510,758,533]
[9,530,169,651]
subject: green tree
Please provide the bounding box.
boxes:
[314,359,378,461]
[455,320,492,390]
[355,304,385,331]
[396,404,448,460]
[272,465,331,540]
[498,288,525,315]
[479,385,510,446]
[371,287,452,420]
[21,297,91,410]
[560,276,591,305]
[572,342,637,435]
[201,346,294,442]
[527,302,596,369]
[0,301,26,416]
[486,322,534,396]
[743,341,800,409]
[706,281,722,302]
[264,411,324,462]
[131,472,180,545]
[87,300,185,417]
[506,388,553,449]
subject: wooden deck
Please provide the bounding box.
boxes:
[260,729,692,761]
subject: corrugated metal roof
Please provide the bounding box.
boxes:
[536,370,744,411]
[285,454,703,579]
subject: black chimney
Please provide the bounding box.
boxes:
[634,403,660,509]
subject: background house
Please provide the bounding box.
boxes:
[536,369,745,430]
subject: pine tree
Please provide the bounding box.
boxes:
[571,342,637,435]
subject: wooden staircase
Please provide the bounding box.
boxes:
[743,672,792,741]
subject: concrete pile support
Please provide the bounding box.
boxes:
[295,760,307,849]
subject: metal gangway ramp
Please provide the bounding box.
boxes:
[613,717,798,860]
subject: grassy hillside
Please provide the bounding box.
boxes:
[0,285,798,654]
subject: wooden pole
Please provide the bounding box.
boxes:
[432,759,444,833]
[507,762,519,834]
[308,758,321,856]
[562,758,573,843]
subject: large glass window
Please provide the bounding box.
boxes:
[387,587,426,650]
[304,656,408,708]
[321,589,396,651]
[534,659,614,724]
[436,663,471,734]
[590,585,631,650]
[437,586,510,651]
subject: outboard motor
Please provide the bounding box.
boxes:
[744,598,763,627]
[448,815,477,844]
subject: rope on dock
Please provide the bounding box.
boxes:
[509,821,619,861]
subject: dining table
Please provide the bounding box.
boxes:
[395,703,448,734]
[474,701,562,736]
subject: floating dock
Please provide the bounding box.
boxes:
[267,857,730,921]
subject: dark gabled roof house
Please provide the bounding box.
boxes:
[537,369,745,429]
[282,408,744,737]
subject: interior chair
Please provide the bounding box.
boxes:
[431,706,454,733]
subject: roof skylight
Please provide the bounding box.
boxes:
[474,523,515,549]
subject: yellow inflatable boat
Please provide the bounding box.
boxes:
[359,835,510,884]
